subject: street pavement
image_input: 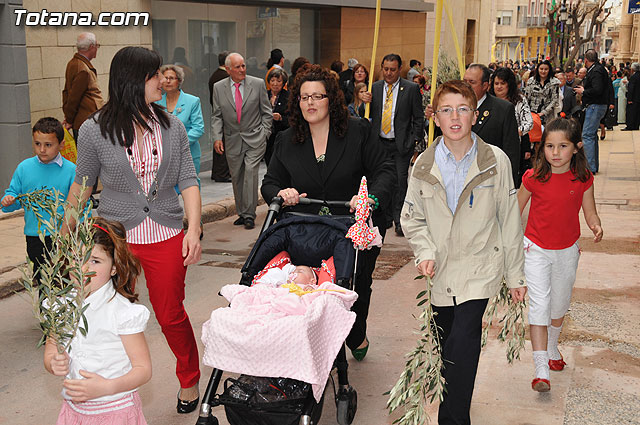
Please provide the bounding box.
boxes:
[0,130,639,424]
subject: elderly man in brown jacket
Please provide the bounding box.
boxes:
[62,32,103,140]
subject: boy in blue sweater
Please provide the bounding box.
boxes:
[1,117,76,282]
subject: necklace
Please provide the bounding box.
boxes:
[127,125,159,203]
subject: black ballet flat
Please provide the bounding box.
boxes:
[177,390,199,414]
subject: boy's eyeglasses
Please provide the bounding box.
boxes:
[435,106,475,116]
[299,93,329,102]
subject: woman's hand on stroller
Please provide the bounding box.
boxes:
[277,188,307,206]
[349,195,375,213]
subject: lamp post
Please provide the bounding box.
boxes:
[565,6,573,68]
[559,1,568,66]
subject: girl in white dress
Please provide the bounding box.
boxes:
[44,217,152,424]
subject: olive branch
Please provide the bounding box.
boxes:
[386,275,445,425]
[482,280,527,363]
[17,180,95,354]
[387,277,527,424]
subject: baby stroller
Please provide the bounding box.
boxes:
[196,197,359,425]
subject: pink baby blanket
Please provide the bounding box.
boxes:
[201,282,357,402]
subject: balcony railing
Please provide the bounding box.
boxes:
[526,16,548,27]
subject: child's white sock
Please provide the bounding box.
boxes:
[547,324,563,360]
[533,350,550,380]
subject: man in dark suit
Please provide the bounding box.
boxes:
[565,67,577,88]
[557,70,578,116]
[209,51,231,182]
[464,63,520,184]
[367,53,424,236]
[624,62,640,131]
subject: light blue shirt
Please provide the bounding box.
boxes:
[36,152,63,167]
[230,78,245,101]
[434,134,478,214]
[379,79,400,138]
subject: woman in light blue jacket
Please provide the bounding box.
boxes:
[157,64,205,180]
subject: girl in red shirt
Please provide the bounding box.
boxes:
[518,118,603,393]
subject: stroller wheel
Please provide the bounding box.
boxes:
[195,415,218,425]
[336,386,357,425]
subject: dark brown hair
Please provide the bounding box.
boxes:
[290,56,310,79]
[33,117,65,142]
[92,217,141,302]
[532,117,591,183]
[352,63,369,83]
[432,80,478,111]
[97,46,170,148]
[287,64,349,144]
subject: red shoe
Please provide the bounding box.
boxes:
[549,357,567,371]
[531,378,551,392]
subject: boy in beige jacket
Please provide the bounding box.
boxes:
[401,80,527,425]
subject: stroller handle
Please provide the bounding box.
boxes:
[269,196,352,209]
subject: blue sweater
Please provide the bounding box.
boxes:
[2,156,76,236]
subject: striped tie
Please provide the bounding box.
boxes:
[381,84,393,134]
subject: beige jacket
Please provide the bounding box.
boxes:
[401,135,525,307]
[62,53,104,130]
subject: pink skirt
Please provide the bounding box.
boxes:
[56,391,147,425]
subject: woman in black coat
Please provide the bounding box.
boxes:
[261,65,394,360]
[265,68,290,166]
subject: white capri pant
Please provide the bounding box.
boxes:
[524,236,580,326]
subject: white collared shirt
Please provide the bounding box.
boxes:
[434,133,478,213]
[64,281,150,402]
[36,153,63,167]
[379,79,401,138]
[230,78,245,101]
[477,93,487,108]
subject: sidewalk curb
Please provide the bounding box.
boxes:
[0,197,263,300]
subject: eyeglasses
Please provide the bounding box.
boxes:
[165,76,180,81]
[299,93,328,102]
[435,106,475,116]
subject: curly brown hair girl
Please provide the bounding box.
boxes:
[92,217,141,302]
[287,64,349,144]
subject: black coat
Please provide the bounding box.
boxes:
[268,89,290,137]
[627,72,640,104]
[560,85,578,116]
[208,68,229,106]
[369,78,425,155]
[581,63,609,106]
[472,93,520,184]
[261,118,395,218]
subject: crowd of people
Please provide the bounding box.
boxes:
[1,32,619,425]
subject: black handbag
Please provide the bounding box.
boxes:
[604,106,617,128]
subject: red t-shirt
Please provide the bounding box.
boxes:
[522,168,594,249]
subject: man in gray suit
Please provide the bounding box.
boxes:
[212,53,272,229]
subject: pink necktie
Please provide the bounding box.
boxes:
[234,82,242,123]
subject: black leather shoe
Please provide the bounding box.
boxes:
[233,217,245,226]
[621,128,634,131]
[395,224,404,237]
[214,178,232,183]
[244,217,255,229]
[176,396,199,414]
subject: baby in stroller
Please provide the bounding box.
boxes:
[197,213,360,425]
[201,250,357,402]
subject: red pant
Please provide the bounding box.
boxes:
[129,233,200,388]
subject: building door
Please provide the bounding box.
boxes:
[465,20,476,65]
